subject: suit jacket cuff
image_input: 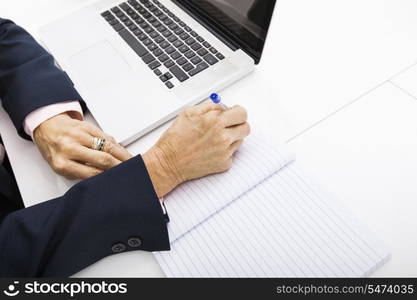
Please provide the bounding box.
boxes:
[1,53,82,140]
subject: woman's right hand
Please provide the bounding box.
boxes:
[143,102,250,198]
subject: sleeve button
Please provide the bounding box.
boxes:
[111,243,127,253]
[127,237,142,248]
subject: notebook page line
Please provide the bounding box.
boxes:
[165,138,289,240]
[166,137,296,243]
[251,138,383,268]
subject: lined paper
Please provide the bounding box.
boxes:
[155,138,390,277]
[164,135,295,242]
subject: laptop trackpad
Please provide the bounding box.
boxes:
[69,41,131,89]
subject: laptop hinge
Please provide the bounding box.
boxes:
[171,0,239,52]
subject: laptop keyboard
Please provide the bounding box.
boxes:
[101,0,225,90]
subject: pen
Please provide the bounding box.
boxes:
[210,93,228,110]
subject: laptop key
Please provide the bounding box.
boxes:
[169,24,179,31]
[165,81,174,89]
[138,33,147,41]
[154,36,164,43]
[158,54,169,62]
[133,29,143,36]
[164,19,173,25]
[119,29,149,57]
[168,35,178,42]
[153,48,163,56]
[143,38,152,46]
[170,65,189,82]
[109,19,119,26]
[120,3,130,11]
[174,28,184,35]
[170,51,181,60]
[185,50,196,59]
[216,53,225,60]
[179,45,189,53]
[154,69,162,76]
[157,26,167,32]
[160,75,168,82]
[164,60,175,68]
[113,23,125,32]
[190,56,202,65]
[160,41,170,49]
[142,53,156,64]
[162,31,172,38]
[176,57,187,65]
[180,33,190,40]
[149,31,159,38]
[116,11,125,18]
[164,72,173,80]
[105,15,115,22]
[209,47,218,54]
[173,40,184,48]
[129,24,139,31]
[185,38,196,45]
[191,43,202,51]
[148,16,157,23]
[188,62,209,76]
[148,43,157,51]
[182,63,194,72]
[203,53,218,65]
[148,60,161,70]
[165,46,175,54]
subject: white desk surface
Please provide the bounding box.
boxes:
[1,0,417,277]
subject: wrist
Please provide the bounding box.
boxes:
[142,145,182,198]
[33,113,72,142]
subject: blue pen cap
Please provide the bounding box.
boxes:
[210,93,221,104]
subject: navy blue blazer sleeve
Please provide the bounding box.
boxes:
[0,18,85,139]
[0,155,170,277]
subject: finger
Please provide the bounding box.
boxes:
[225,122,251,143]
[221,105,248,127]
[80,123,133,161]
[192,101,223,115]
[229,139,244,155]
[56,160,103,180]
[102,140,133,161]
[71,146,122,170]
[82,122,117,143]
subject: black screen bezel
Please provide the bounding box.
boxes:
[173,0,277,64]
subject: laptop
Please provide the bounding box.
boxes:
[39,0,277,145]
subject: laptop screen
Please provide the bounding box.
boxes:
[175,0,277,63]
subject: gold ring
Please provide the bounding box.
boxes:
[92,137,106,152]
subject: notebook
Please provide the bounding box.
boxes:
[154,136,390,277]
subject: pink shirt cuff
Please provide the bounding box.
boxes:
[24,101,83,139]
